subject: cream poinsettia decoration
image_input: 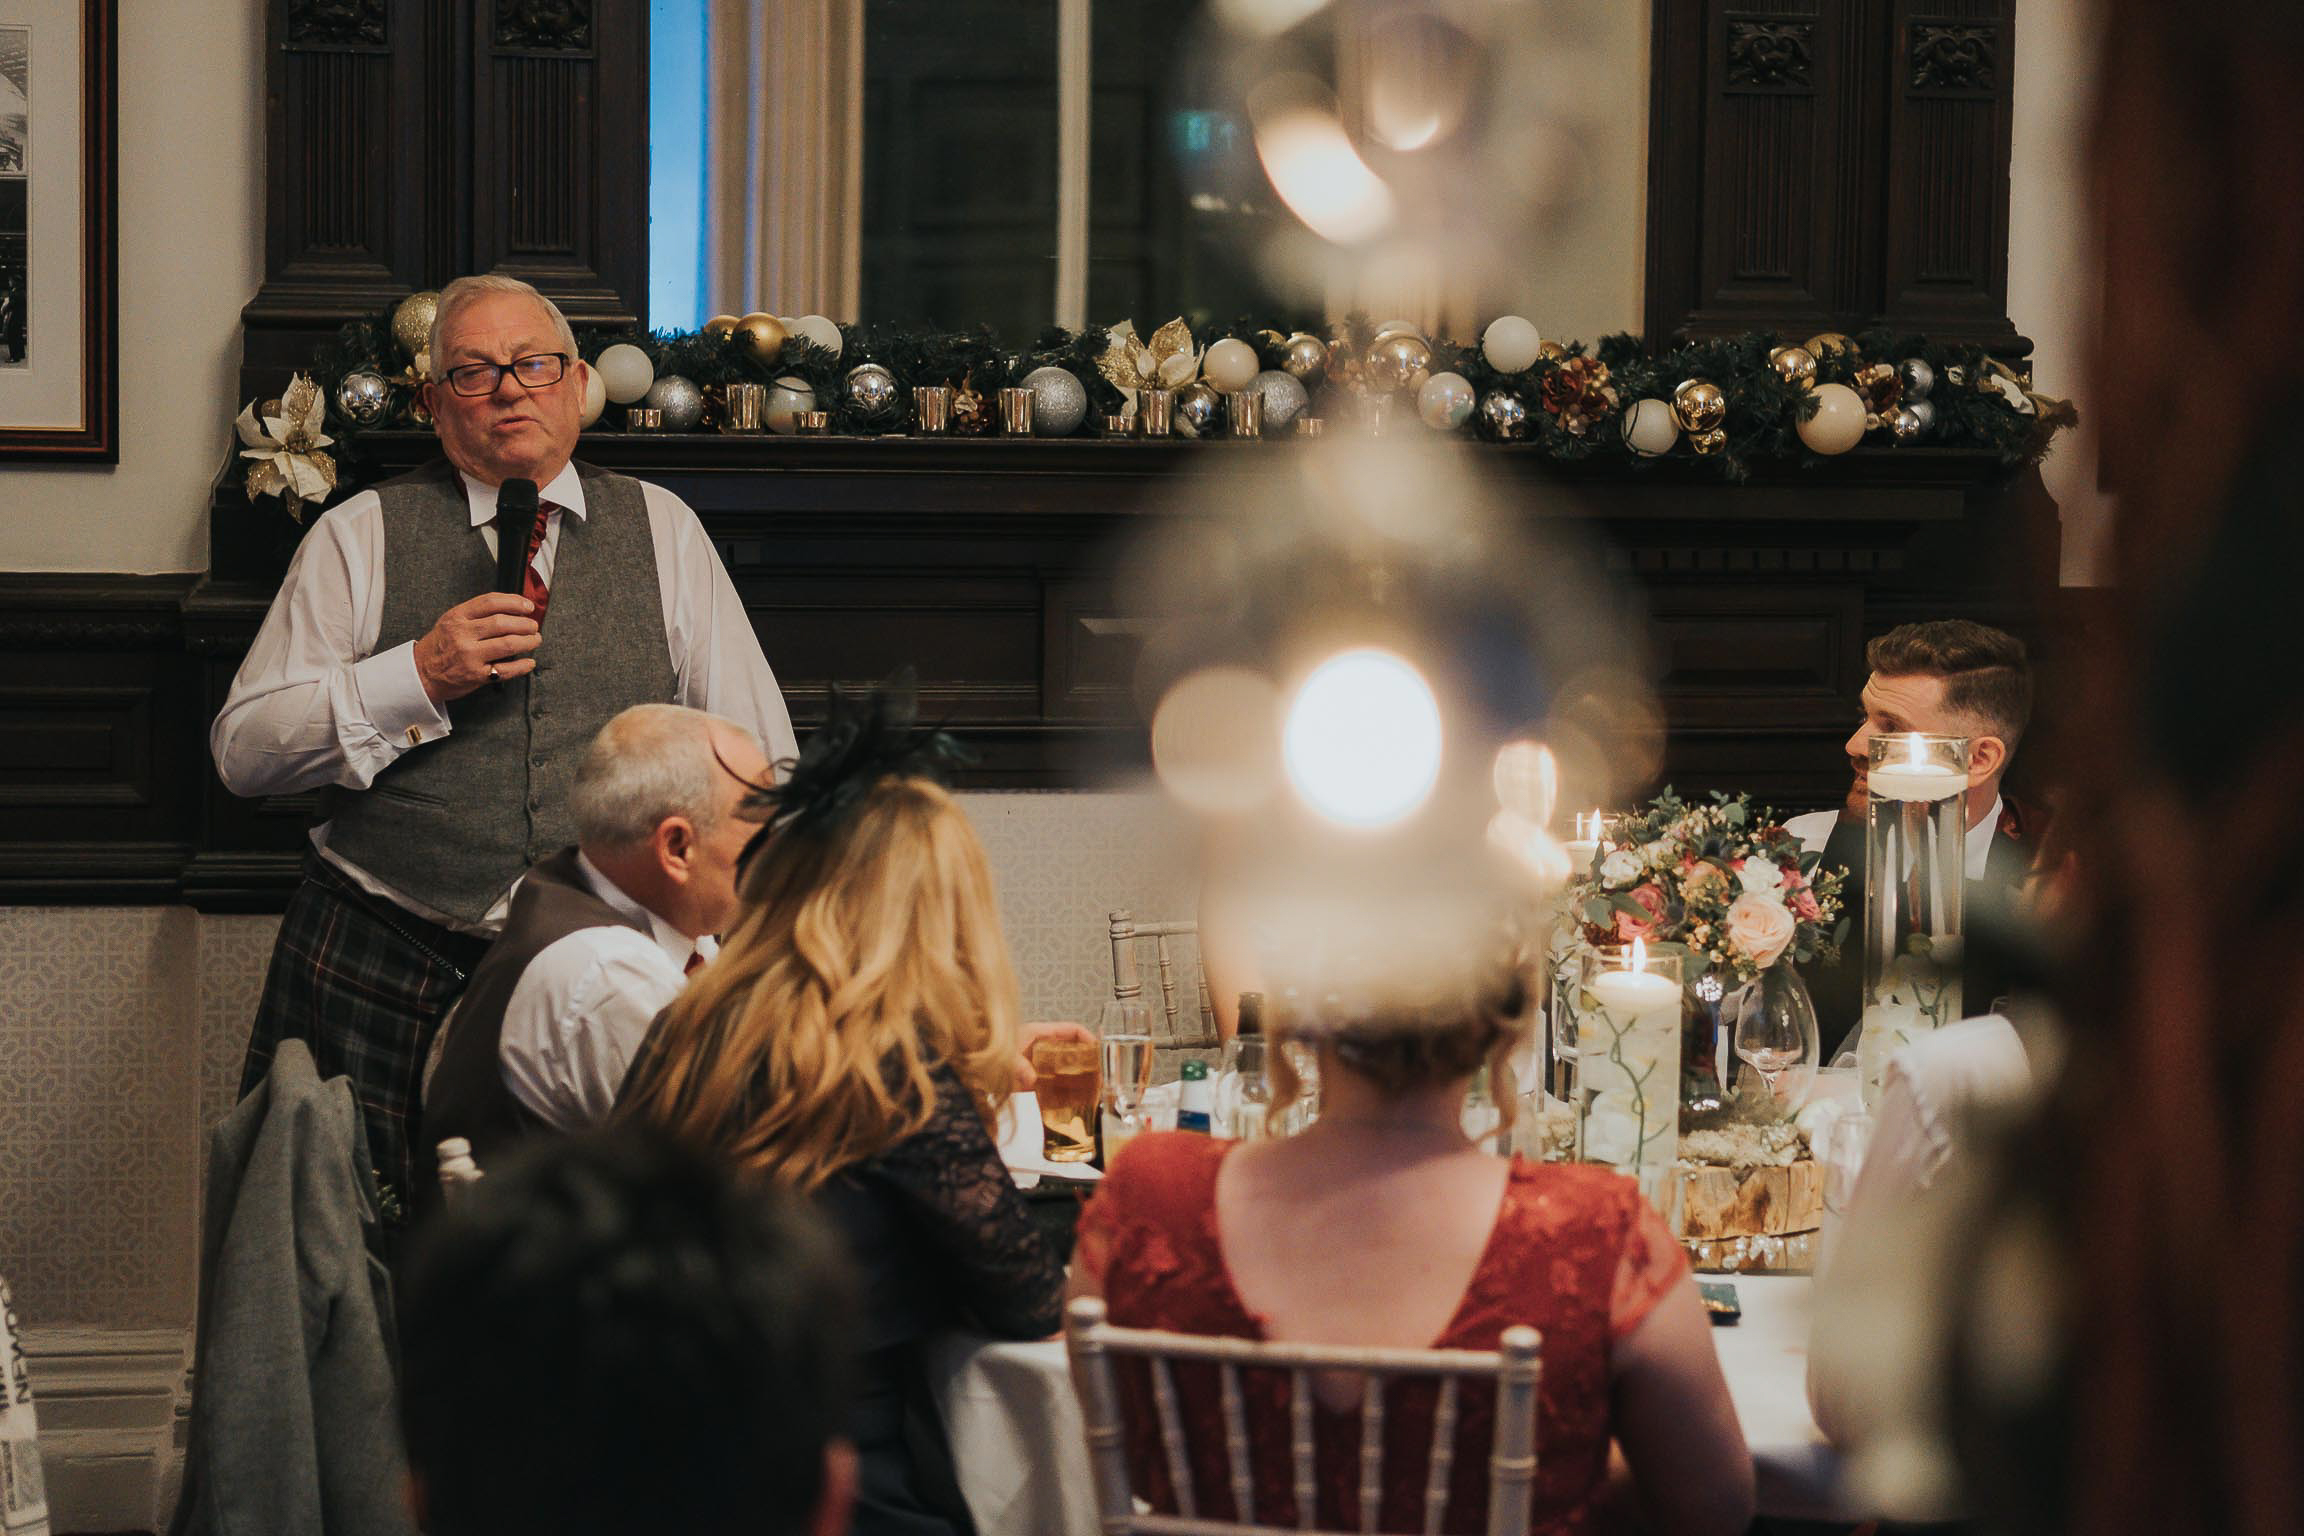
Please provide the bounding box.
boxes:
[1097,317,1200,413]
[236,372,339,520]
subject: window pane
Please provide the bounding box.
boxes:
[647,0,709,332]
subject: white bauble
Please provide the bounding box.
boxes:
[787,314,843,358]
[1481,315,1543,374]
[1251,369,1310,428]
[1796,382,1868,455]
[765,376,817,435]
[595,343,655,405]
[1203,338,1262,393]
[578,363,607,427]
[1621,397,1679,457]
[1416,371,1476,431]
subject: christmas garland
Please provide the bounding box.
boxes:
[268,302,2072,504]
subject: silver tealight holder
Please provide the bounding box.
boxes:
[795,410,831,435]
[720,383,764,433]
[1226,390,1265,439]
[998,387,1035,435]
[913,385,954,434]
[1294,417,1325,439]
[626,406,663,432]
[1138,388,1175,438]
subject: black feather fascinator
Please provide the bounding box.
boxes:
[738,673,972,858]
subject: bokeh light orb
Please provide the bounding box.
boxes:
[1282,647,1443,828]
[1152,666,1284,816]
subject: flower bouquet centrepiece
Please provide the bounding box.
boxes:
[1562,790,1850,1270]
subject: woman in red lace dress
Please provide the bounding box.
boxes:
[1073,949,1752,1536]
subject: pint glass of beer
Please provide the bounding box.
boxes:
[1031,1038,1102,1163]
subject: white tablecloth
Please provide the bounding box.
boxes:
[931,1275,1850,1535]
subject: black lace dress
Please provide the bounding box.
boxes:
[812,1061,1066,1536]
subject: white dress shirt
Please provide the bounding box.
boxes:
[1785,793,2003,881]
[210,461,798,931]
[492,852,714,1132]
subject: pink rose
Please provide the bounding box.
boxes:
[1780,863,1806,890]
[1725,891,1798,969]
[1613,883,1668,942]
[1790,889,1822,923]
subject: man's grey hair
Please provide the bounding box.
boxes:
[569,705,762,850]
[426,274,581,377]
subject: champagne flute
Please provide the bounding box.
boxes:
[1096,999,1154,1118]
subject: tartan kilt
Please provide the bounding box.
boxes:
[240,855,493,1224]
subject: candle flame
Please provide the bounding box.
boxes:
[1630,937,1648,973]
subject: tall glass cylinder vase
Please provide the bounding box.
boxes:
[1575,943,1683,1203]
[1857,732,1972,1108]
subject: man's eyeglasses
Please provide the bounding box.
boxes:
[439,352,572,397]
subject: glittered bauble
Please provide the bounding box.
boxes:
[1416,371,1476,431]
[1621,397,1679,456]
[1768,345,1818,390]
[1899,358,1935,401]
[844,362,901,416]
[765,376,817,435]
[734,312,788,366]
[579,364,607,427]
[595,343,655,405]
[1671,379,1727,434]
[1797,382,1868,454]
[789,315,844,359]
[1536,340,1568,363]
[1252,369,1311,429]
[1280,333,1331,383]
[644,374,705,432]
[391,291,439,360]
[1888,406,1926,443]
[1174,383,1223,439]
[1690,428,1727,455]
[1021,366,1089,437]
[1907,400,1936,433]
[1367,331,1434,391]
[1852,362,1902,416]
[1804,332,1854,360]
[702,314,741,342]
[1481,315,1544,374]
[1477,390,1531,442]
[1202,338,1261,394]
[335,371,391,427]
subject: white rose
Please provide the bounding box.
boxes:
[1737,858,1786,899]
[1600,848,1644,888]
[1581,1103,1641,1165]
[1645,840,1676,869]
[1724,891,1799,969]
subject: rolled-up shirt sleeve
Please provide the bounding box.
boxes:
[643,482,799,773]
[210,494,453,797]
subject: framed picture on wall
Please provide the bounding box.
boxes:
[0,0,113,461]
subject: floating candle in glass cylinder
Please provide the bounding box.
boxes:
[1858,732,1971,1108]
[1566,808,1617,877]
[1576,940,1683,1203]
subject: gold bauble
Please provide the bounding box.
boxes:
[702,314,741,342]
[1281,332,1331,383]
[1768,345,1817,390]
[1690,427,1727,456]
[1366,331,1433,391]
[1804,331,1853,360]
[392,290,440,360]
[734,312,788,366]
[1671,378,1727,434]
[1536,340,1568,363]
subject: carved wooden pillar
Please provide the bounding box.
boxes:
[1644,0,2021,352]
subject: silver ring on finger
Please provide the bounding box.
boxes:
[487,663,500,684]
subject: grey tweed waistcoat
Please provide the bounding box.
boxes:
[322,459,678,923]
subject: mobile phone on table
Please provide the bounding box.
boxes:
[1698,1282,1741,1325]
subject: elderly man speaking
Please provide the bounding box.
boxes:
[212,274,796,1224]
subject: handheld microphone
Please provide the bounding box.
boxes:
[494,478,540,596]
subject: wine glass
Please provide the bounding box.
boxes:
[1732,990,1808,1100]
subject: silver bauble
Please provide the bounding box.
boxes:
[1899,358,1935,401]
[335,370,391,426]
[1174,382,1223,438]
[1280,332,1331,382]
[844,362,901,417]
[1907,399,1937,433]
[643,374,706,432]
[1477,390,1531,442]
[1888,405,1926,443]
[1021,365,1088,437]
[1251,369,1310,429]
[1367,332,1434,391]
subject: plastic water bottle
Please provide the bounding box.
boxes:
[1176,1059,1214,1133]
[1217,992,1272,1139]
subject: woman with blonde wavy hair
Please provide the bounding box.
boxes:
[618,684,1071,1536]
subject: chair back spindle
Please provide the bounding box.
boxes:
[1107,910,1220,1049]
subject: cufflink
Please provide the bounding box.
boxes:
[405,725,425,746]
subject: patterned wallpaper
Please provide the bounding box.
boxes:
[0,789,1191,1332]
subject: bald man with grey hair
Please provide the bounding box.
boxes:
[419,705,773,1216]
[216,270,795,1226]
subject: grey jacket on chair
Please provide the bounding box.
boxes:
[170,1039,416,1536]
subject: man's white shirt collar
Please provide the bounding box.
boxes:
[573,850,713,972]
[458,462,589,528]
[1964,794,2004,882]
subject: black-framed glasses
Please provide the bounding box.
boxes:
[440,352,572,397]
